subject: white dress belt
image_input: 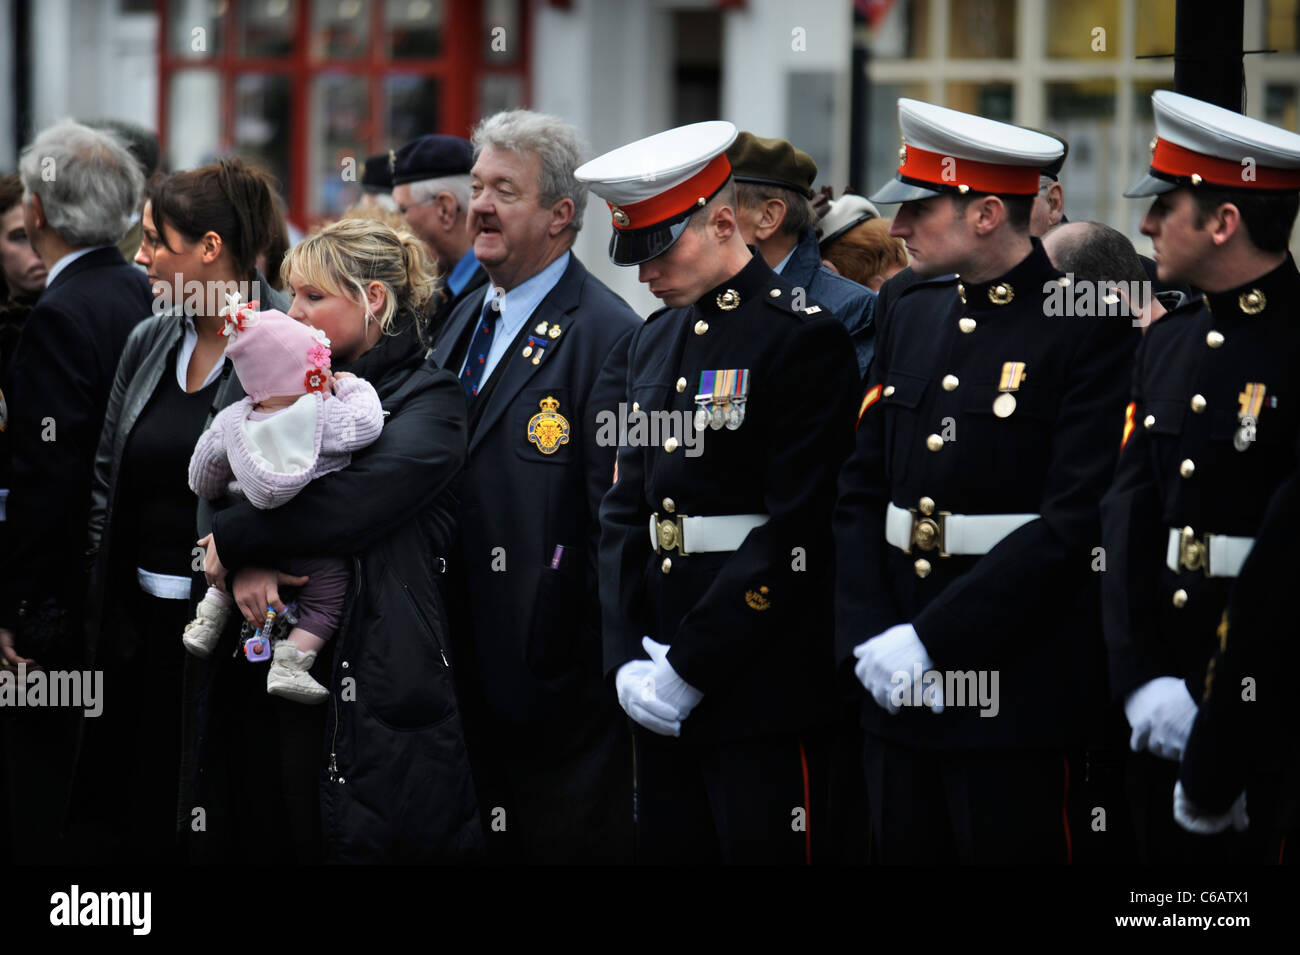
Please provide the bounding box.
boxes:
[649,512,769,554]
[1165,528,1254,578]
[885,502,1039,556]
[136,568,194,601]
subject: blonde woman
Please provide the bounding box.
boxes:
[191,217,481,863]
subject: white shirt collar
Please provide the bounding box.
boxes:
[176,313,227,392]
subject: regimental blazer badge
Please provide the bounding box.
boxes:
[527,395,571,455]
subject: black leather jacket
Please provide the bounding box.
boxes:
[84,281,290,666]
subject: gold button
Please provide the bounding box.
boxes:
[1144,414,1156,429]
[959,317,977,334]
[632,401,640,413]
[662,497,675,513]
[914,558,932,579]
[1206,330,1225,348]
[1179,458,1195,478]
[919,496,935,516]
[676,377,687,393]
[1172,589,1188,608]
[661,558,672,574]
[926,434,943,452]
[1190,394,1206,413]
[942,374,959,391]
[769,288,781,298]
[694,320,709,335]
[664,437,679,453]
[883,385,896,397]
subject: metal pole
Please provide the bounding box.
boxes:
[1174,0,1245,112]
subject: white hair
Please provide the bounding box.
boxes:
[18,119,144,247]
[409,173,471,213]
[471,109,589,234]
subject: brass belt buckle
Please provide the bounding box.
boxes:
[1179,525,1212,577]
[907,509,950,557]
[654,512,689,556]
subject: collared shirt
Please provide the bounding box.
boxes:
[43,246,103,287]
[446,248,482,298]
[176,313,227,391]
[458,251,570,382]
[773,246,797,275]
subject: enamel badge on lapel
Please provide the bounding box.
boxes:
[994,361,1027,417]
[694,369,749,431]
[527,396,570,455]
[522,335,546,363]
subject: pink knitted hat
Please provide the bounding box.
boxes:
[222,307,332,403]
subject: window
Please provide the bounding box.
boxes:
[157,0,530,226]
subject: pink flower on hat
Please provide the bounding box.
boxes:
[307,343,331,369]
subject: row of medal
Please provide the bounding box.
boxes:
[694,368,749,431]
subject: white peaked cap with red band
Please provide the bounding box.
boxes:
[575,121,739,266]
[1126,89,1300,197]
[870,99,1064,204]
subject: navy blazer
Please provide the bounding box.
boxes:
[2,246,151,632]
[431,252,639,733]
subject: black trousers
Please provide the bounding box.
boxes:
[66,588,191,864]
[633,728,817,865]
[471,709,634,864]
[863,733,1072,864]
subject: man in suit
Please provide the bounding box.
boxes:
[0,120,151,862]
[430,109,639,863]
[393,134,490,343]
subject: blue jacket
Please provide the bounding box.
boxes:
[782,227,877,378]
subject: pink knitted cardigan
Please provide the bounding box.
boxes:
[188,375,384,509]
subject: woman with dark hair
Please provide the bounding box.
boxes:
[71,157,288,862]
[191,217,480,863]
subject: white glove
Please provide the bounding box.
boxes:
[1125,676,1198,761]
[1173,781,1249,835]
[615,658,682,737]
[642,636,704,720]
[852,623,943,714]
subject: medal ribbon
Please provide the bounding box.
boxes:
[999,361,1027,391]
[1238,383,1266,420]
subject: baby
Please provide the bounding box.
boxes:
[181,303,384,704]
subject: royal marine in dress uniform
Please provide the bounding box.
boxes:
[1175,431,1300,846]
[580,123,860,863]
[1101,90,1300,862]
[834,100,1139,863]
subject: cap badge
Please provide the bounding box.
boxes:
[1190,173,1203,186]
[744,585,771,612]
[716,289,740,311]
[611,207,630,227]
[988,283,1014,306]
[1239,289,1266,315]
[898,139,907,166]
[527,396,571,455]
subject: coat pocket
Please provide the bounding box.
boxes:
[356,575,457,729]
